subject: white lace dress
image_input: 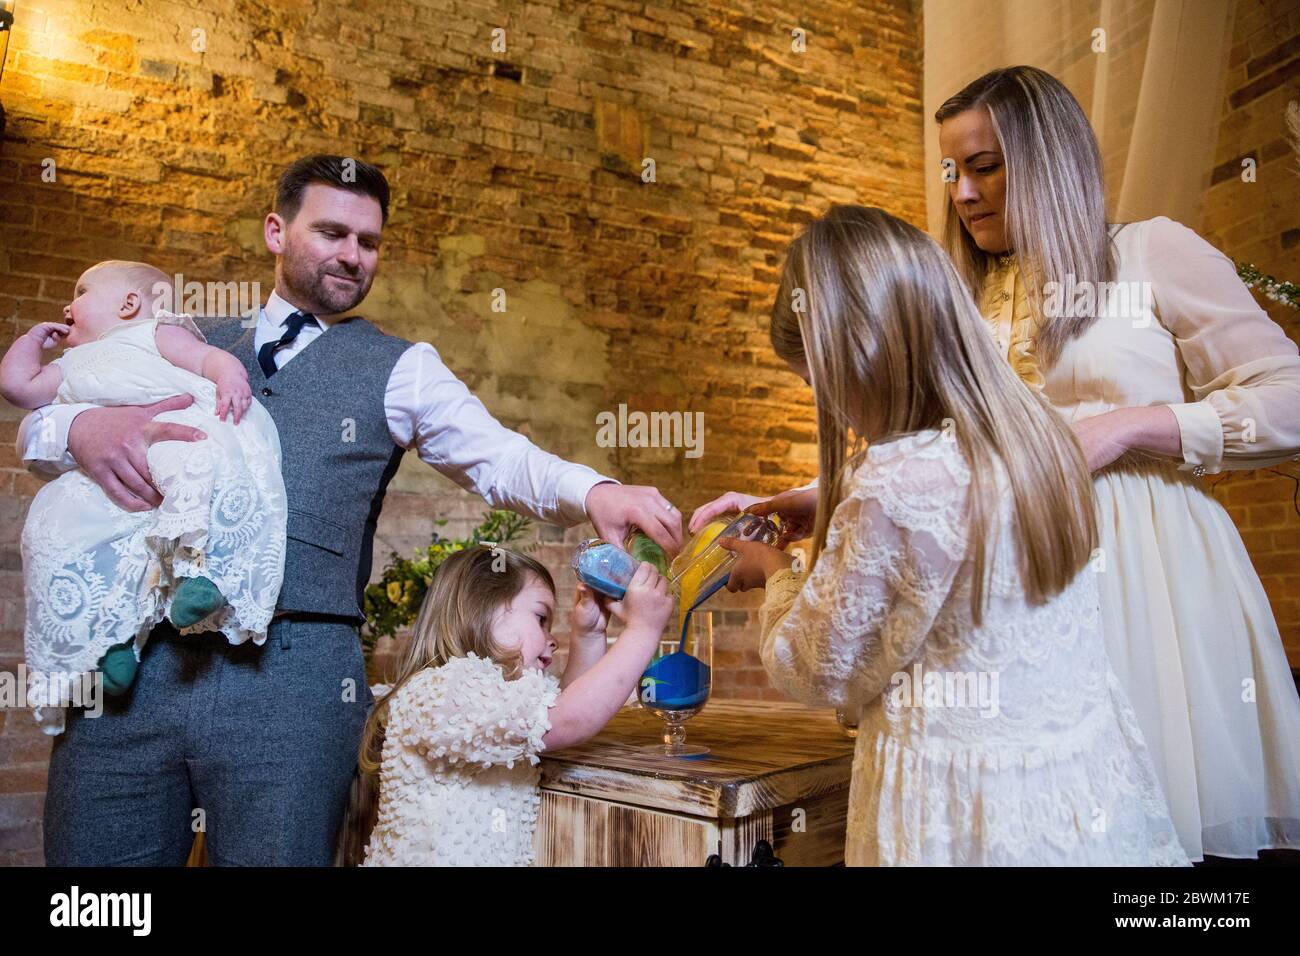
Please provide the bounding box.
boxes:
[759,430,1189,866]
[22,313,287,733]
[362,653,560,867]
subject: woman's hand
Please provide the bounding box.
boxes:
[1072,406,1181,472]
[718,538,793,592]
[1072,412,1131,471]
[569,583,611,639]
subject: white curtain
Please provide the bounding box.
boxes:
[922,0,1236,236]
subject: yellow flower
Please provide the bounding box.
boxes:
[386,581,402,603]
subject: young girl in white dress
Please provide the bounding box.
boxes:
[719,205,1187,866]
[933,66,1300,860]
[349,544,672,867]
[0,260,287,733]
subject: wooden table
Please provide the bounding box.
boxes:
[534,699,857,867]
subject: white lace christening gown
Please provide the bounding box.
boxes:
[22,313,287,733]
[363,653,560,867]
[759,430,1189,866]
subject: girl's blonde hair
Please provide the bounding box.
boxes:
[336,545,555,866]
[770,204,1097,626]
[934,65,1115,367]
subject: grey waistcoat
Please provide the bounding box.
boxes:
[198,314,412,623]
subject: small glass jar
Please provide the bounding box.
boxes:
[624,528,668,576]
[668,512,781,606]
[571,539,640,599]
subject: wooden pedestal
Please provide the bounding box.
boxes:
[534,699,856,866]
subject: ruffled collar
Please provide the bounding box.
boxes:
[980,256,1046,392]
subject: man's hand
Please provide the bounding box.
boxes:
[67,394,208,512]
[585,481,684,558]
[718,538,793,592]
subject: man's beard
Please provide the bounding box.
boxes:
[281,240,373,315]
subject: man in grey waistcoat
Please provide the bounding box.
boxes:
[18,155,684,866]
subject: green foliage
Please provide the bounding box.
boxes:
[362,509,535,655]
[1237,262,1299,310]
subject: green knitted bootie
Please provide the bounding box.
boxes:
[170,575,225,628]
[97,639,138,696]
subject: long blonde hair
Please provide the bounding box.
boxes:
[337,545,555,865]
[934,65,1115,367]
[770,204,1097,626]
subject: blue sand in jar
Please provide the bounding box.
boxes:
[642,652,711,709]
[574,543,638,599]
[577,569,628,599]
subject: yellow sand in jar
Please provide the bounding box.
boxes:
[669,515,737,640]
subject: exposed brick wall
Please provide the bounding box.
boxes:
[1201,0,1300,667]
[0,0,926,863]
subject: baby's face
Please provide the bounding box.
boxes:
[492,574,558,673]
[62,266,141,348]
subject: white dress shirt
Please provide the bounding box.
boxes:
[17,291,614,526]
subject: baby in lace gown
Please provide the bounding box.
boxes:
[352,545,672,867]
[0,260,286,734]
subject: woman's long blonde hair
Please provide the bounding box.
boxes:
[770,204,1097,626]
[934,65,1115,367]
[337,545,555,866]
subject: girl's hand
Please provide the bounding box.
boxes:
[569,583,611,639]
[747,486,818,546]
[215,369,252,425]
[27,322,71,350]
[718,538,793,592]
[606,562,673,634]
[688,491,766,534]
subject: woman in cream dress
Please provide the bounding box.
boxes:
[693,65,1300,862]
[933,67,1300,860]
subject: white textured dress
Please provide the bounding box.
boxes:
[980,217,1300,860]
[363,653,560,867]
[22,313,287,733]
[759,431,1189,866]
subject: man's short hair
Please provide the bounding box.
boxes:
[274,155,390,224]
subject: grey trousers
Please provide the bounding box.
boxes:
[43,616,373,866]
